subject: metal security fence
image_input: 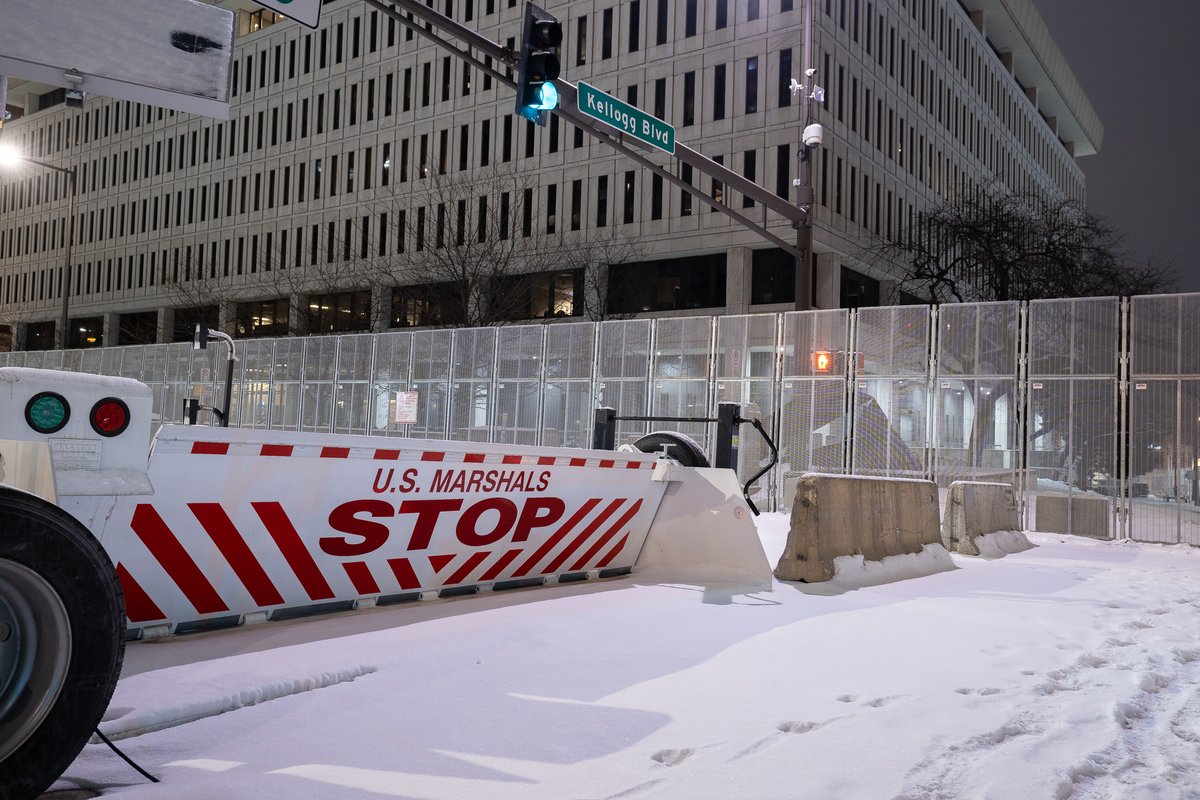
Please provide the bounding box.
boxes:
[8,293,1200,544]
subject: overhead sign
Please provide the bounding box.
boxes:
[0,0,234,119]
[577,80,675,155]
[256,0,323,30]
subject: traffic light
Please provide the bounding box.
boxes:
[514,2,562,126]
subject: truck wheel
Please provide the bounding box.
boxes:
[0,488,125,800]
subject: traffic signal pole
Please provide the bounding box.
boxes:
[360,0,808,261]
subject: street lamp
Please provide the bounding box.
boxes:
[0,143,77,349]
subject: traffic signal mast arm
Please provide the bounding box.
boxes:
[360,0,807,258]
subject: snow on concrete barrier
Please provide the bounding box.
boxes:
[774,473,941,583]
[941,480,1029,556]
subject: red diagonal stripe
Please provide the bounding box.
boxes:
[343,561,381,595]
[446,551,490,585]
[544,499,625,574]
[599,460,615,468]
[502,454,522,465]
[192,442,229,455]
[571,499,643,571]
[252,501,335,601]
[512,498,600,577]
[321,446,350,458]
[537,456,555,466]
[116,563,167,622]
[387,557,421,590]
[569,457,586,467]
[131,505,228,614]
[596,533,631,568]
[479,548,524,581]
[421,451,445,462]
[261,444,293,457]
[374,449,401,460]
[465,453,486,463]
[625,461,643,470]
[429,554,455,573]
[190,503,285,607]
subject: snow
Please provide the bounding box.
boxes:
[54,514,1200,799]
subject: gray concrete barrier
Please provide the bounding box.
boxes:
[1034,494,1111,539]
[774,473,941,583]
[942,481,1020,555]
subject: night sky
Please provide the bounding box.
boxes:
[1037,0,1200,292]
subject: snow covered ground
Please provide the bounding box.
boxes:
[54,514,1200,799]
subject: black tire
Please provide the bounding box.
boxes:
[632,431,711,468]
[0,487,125,800]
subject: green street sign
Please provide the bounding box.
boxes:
[577,81,675,155]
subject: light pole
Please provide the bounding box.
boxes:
[0,144,77,349]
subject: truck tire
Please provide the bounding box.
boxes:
[0,487,125,800]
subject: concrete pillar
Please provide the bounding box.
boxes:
[1045,116,1058,135]
[218,300,237,335]
[969,9,984,34]
[101,312,121,347]
[999,52,1013,74]
[372,284,393,332]
[1024,86,1038,105]
[156,307,176,344]
[814,253,839,309]
[725,246,752,316]
[289,293,308,336]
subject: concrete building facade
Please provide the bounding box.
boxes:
[0,0,1100,350]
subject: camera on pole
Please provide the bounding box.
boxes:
[514,2,562,126]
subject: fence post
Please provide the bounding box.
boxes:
[714,401,740,471]
[593,407,617,450]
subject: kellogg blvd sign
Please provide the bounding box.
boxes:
[577,80,676,155]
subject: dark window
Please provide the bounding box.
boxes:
[596,175,608,227]
[307,290,371,333]
[840,265,880,308]
[746,57,759,113]
[576,16,588,66]
[748,0,760,21]
[173,306,218,343]
[236,298,290,338]
[656,0,668,44]
[602,8,613,58]
[117,311,157,345]
[493,270,584,320]
[750,248,795,305]
[622,171,635,224]
[607,254,726,313]
[779,49,793,107]
[654,78,666,118]
[715,0,728,29]
[629,0,640,51]
[743,150,756,207]
[683,72,695,126]
[391,282,466,327]
[713,64,726,120]
[685,0,696,36]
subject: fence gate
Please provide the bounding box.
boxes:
[1025,297,1121,539]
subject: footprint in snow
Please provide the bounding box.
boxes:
[836,694,858,703]
[1147,607,1171,616]
[865,695,904,708]
[777,720,822,734]
[1125,618,1155,630]
[955,687,1002,696]
[651,748,695,767]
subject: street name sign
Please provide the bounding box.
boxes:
[577,80,675,155]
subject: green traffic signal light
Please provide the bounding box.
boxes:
[515,3,562,126]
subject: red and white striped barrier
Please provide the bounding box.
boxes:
[1,368,770,638]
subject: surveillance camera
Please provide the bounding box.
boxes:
[805,68,817,77]
[803,123,824,149]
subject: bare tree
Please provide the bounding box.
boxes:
[878,183,1177,303]
[565,226,646,322]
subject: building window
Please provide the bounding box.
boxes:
[683,71,695,126]
[713,64,726,120]
[745,56,759,114]
[571,179,582,230]
[607,254,726,314]
[715,0,727,29]
[779,49,792,107]
[307,290,371,333]
[623,171,635,224]
[681,164,693,216]
[596,175,608,227]
[656,0,668,45]
[750,248,795,305]
[391,282,465,328]
[236,298,290,338]
[602,8,613,58]
[173,306,218,343]
[576,16,588,66]
[493,269,583,320]
[743,150,756,208]
[748,0,760,21]
[685,0,696,37]
[629,0,640,51]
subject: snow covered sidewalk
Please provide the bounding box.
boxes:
[56,515,1200,799]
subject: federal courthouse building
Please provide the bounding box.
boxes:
[0,0,1099,349]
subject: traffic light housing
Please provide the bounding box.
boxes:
[514,2,562,126]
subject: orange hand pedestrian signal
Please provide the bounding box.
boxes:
[812,350,833,373]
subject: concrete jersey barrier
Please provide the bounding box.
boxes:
[941,480,1021,555]
[774,473,941,583]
